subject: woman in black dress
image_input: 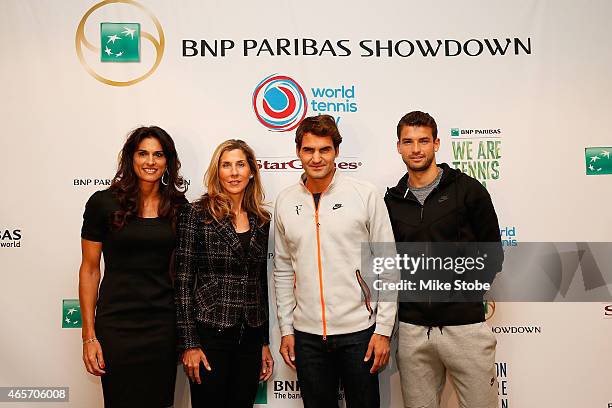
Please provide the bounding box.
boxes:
[175,139,273,408]
[78,126,187,408]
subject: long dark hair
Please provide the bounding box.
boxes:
[109,126,187,229]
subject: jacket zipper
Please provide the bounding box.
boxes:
[407,190,432,311]
[419,204,431,309]
[420,188,443,312]
[312,193,327,341]
[401,176,444,319]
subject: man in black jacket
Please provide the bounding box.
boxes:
[384,111,502,408]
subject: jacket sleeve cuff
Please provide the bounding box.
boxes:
[373,322,394,337]
[280,325,295,337]
[179,339,201,351]
[178,330,201,351]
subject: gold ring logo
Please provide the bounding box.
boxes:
[75,0,164,86]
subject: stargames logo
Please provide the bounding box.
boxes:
[75,0,164,86]
[252,74,308,132]
[257,156,363,172]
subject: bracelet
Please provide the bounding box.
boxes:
[82,338,98,345]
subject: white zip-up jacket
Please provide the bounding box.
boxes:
[274,171,398,338]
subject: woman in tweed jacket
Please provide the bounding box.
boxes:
[174,139,273,408]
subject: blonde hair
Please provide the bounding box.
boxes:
[197,139,270,225]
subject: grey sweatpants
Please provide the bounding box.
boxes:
[397,321,498,408]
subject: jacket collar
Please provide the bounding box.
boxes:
[299,168,341,194]
[212,213,259,259]
[386,163,459,200]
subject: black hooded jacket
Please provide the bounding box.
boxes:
[384,163,503,326]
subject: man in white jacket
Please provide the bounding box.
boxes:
[274,114,398,408]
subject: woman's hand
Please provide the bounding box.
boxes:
[259,344,274,381]
[79,239,103,376]
[82,340,105,376]
[182,348,211,384]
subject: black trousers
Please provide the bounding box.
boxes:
[189,323,263,408]
[294,325,379,408]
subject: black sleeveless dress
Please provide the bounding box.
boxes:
[81,189,181,408]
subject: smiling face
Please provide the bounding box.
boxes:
[132,137,166,184]
[397,125,439,172]
[219,148,252,197]
[297,132,338,181]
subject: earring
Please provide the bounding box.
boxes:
[161,169,169,186]
[249,174,254,179]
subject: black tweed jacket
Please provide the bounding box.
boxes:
[174,202,270,350]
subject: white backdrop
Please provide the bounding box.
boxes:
[1,0,611,407]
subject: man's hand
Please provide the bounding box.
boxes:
[364,334,390,374]
[279,334,296,369]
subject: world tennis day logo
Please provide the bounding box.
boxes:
[252,74,308,132]
[75,0,164,86]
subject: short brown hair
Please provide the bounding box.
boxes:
[397,111,438,140]
[295,115,342,149]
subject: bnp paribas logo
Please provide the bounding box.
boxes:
[254,381,267,404]
[76,0,164,86]
[62,299,82,329]
[101,23,140,62]
[451,128,460,137]
[585,147,612,175]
